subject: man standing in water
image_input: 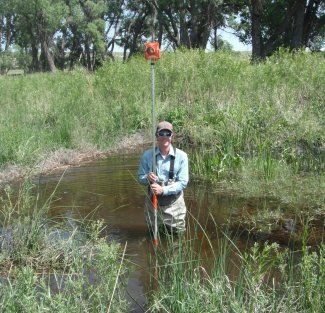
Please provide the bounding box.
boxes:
[138,121,189,235]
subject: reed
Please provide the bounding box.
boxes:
[148,216,324,313]
[0,181,129,312]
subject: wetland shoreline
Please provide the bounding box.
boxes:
[1,131,324,249]
[0,132,151,185]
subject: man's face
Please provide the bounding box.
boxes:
[156,130,173,149]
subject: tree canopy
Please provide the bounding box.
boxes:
[0,0,324,72]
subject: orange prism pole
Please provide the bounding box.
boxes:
[152,193,158,246]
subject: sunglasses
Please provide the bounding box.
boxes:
[157,131,172,137]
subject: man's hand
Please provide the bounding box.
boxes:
[147,172,158,183]
[150,182,164,196]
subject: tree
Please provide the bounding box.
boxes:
[117,1,150,60]
[103,0,125,60]
[0,0,16,51]
[234,0,325,60]
[62,0,125,69]
[151,0,225,50]
[13,0,68,72]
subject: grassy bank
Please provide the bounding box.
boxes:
[0,182,129,312]
[0,49,324,224]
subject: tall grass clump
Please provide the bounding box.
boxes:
[148,218,324,313]
[0,181,129,312]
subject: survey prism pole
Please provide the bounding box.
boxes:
[151,60,158,247]
[151,60,156,176]
[144,42,160,247]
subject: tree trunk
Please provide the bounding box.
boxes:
[5,14,13,50]
[0,17,2,52]
[188,0,213,49]
[213,27,218,51]
[84,38,92,71]
[40,34,56,72]
[69,29,83,69]
[188,0,198,48]
[128,14,146,59]
[123,42,128,61]
[163,8,180,48]
[36,13,56,72]
[264,1,300,56]
[199,2,213,48]
[180,5,190,48]
[303,0,319,46]
[157,15,163,47]
[292,0,306,49]
[250,0,264,60]
[30,43,40,72]
[56,28,67,69]
[28,26,40,72]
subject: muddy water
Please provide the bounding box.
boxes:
[35,152,249,312]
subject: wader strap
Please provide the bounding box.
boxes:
[169,154,175,180]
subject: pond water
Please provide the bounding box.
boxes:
[34,152,252,312]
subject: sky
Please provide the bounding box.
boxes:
[218,28,252,52]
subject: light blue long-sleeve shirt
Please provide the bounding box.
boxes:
[138,145,189,196]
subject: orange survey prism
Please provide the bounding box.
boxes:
[144,42,160,61]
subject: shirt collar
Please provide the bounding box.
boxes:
[156,144,175,157]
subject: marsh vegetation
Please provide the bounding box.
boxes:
[0,182,129,312]
[0,50,324,311]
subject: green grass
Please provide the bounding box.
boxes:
[1,50,324,169]
[148,216,324,313]
[0,181,129,313]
